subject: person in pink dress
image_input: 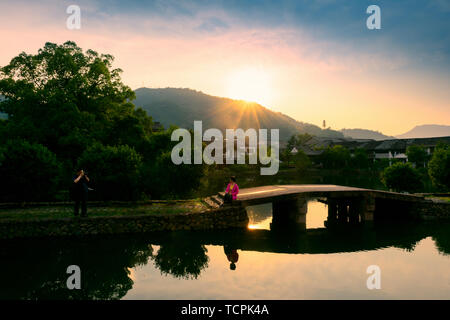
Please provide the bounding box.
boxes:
[224,176,239,204]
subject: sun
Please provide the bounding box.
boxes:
[226,67,273,107]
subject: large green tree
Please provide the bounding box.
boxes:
[0,41,153,167]
[0,41,205,201]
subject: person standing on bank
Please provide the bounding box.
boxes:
[224,176,239,204]
[72,169,90,217]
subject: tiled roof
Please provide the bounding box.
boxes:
[315,136,450,152]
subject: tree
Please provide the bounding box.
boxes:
[382,162,422,193]
[428,144,450,191]
[142,151,205,199]
[280,148,293,167]
[0,140,61,201]
[0,41,152,165]
[152,239,209,280]
[351,148,370,169]
[293,149,311,172]
[406,145,428,168]
[77,143,143,200]
[283,133,314,167]
[320,145,351,169]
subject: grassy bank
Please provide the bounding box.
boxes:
[426,196,450,203]
[0,200,208,221]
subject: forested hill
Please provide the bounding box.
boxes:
[133,87,344,141]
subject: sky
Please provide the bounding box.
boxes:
[0,0,449,135]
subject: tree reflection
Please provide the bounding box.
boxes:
[151,240,209,280]
[433,222,450,256]
[0,236,153,300]
[1,221,449,300]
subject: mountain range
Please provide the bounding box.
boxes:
[395,125,450,139]
[133,88,344,141]
[1,89,449,141]
[341,125,450,140]
[340,128,395,141]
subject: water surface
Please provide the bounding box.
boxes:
[1,200,449,300]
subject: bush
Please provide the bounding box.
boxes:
[428,144,450,191]
[382,162,422,193]
[77,143,143,200]
[0,140,61,201]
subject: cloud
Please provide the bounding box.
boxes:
[196,17,229,33]
[0,0,441,74]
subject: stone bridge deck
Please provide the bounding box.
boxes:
[219,184,425,206]
[216,184,429,227]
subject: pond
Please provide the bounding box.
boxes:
[1,200,449,300]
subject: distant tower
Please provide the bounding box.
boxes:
[323,120,326,129]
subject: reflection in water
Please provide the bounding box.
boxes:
[224,246,239,270]
[247,203,272,229]
[0,203,449,299]
[151,234,209,280]
[0,237,153,300]
[246,200,330,230]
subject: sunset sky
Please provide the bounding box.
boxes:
[0,0,449,135]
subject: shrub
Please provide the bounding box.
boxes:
[382,162,422,193]
[0,140,61,201]
[77,143,143,200]
[428,144,450,191]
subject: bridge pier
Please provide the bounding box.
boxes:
[360,197,375,227]
[325,197,375,228]
[348,202,360,224]
[326,199,338,227]
[337,202,348,223]
[271,196,307,231]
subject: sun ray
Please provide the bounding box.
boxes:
[226,68,273,107]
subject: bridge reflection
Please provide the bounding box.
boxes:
[245,195,422,232]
